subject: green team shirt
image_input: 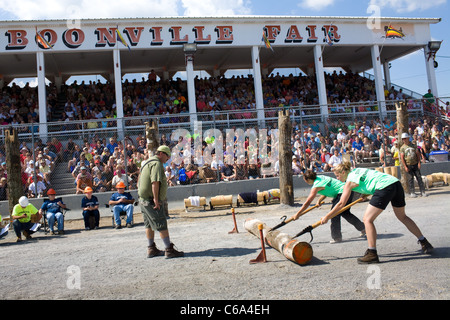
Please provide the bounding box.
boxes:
[312,175,344,198]
[346,168,398,195]
[12,203,38,223]
[137,156,168,201]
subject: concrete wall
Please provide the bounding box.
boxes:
[1,162,448,221]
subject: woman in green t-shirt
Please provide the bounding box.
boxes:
[321,161,433,264]
[291,170,365,243]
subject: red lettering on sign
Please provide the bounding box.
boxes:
[63,28,85,49]
[285,25,303,43]
[5,30,28,50]
[150,27,163,46]
[169,26,188,44]
[95,27,117,47]
[192,26,211,44]
[305,25,318,43]
[264,25,281,42]
[123,27,144,46]
[214,26,233,44]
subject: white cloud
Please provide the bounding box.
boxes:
[0,0,253,20]
[180,0,252,16]
[298,0,335,11]
[0,0,181,20]
[369,0,447,12]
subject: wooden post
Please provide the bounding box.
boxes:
[5,128,23,217]
[145,119,159,156]
[278,110,294,206]
[395,101,409,193]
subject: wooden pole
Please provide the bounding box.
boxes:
[145,119,159,156]
[5,127,23,217]
[278,110,294,206]
[395,101,409,193]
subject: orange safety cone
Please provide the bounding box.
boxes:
[249,224,267,264]
[228,208,239,234]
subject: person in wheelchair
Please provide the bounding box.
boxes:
[109,181,135,229]
[39,188,66,235]
[81,187,100,230]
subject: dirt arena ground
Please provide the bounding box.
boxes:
[0,185,449,307]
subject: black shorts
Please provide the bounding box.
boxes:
[369,181,406,210]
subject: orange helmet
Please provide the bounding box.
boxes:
[47,188,56,195]
[116,181,126,189]
[84,187,93,193]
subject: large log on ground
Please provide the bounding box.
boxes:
[244,218,313,265]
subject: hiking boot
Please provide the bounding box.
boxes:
[126,223,133,228]
[165,243,184,259]
[419,238,433,254]
[57,230,64,235]
[115,224,122,229]
[357,249,379,264]
[23,230,32,240]
[147,243,164,258]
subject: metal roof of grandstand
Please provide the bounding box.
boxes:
[0,16,441,83]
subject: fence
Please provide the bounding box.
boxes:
[0,97,447,197]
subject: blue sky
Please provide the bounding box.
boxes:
[0,0,448,98]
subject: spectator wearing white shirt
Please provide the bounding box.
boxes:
[328,149,343,171]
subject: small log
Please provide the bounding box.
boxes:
[244,218,313,265]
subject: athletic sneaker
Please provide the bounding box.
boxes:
[329,238,342,244]
[409,193,417,198]
[147,243,164,258]
[357,249,380,264]
[420,192,428,197]
[359,230,366,237]
[165,243,184,259]
[419,238,433,254]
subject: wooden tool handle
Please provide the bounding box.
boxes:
[312,197,365,229]
[295,200,325,219]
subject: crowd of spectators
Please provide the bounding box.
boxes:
[0,71,449,200]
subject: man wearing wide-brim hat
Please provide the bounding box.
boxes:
[399,133,426,198]
[137,145,184,259]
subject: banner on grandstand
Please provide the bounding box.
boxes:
[0,18,425,53]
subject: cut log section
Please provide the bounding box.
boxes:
[244,218,313,265]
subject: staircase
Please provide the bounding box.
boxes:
[50,162,76,196]
[50,91,68,122]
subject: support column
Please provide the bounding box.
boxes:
[185,54,197,129]
[371,44,387,117]
[113,48,124,140]
[252,46,266,128]
[424,46,439,98]
[313,45,328,120]
[36,51,48,140]
[383,61,391,90]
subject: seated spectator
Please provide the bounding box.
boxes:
[28,175,46,198]
[352,136,365,162]
[111,167,133,190]
[328,148,343,171]
[320,148,332,172]
[76,167,94,194]
[165,165,176,186]
[39,188,66,235]
[0,177,7,201]
[177,165,189,185]
[199,163,217,183]
[93,171,107,192]
[81,187,100,230]
[109,181,135,229]
[221,163,236,181]
[234,163,247,180]
[247,163,260,179]
[12,196,39,242]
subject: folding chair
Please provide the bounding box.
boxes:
[106,201,138,228]
[40,197,70,234]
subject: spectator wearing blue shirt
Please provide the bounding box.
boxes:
[109,181,135,229]
[352,136,365,162]
[81,187,100,230]
[106,137,118,154]
[39,188,66,235]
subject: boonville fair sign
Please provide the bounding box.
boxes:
[3,23,342,51]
